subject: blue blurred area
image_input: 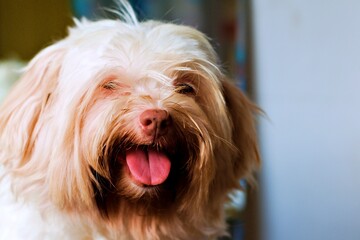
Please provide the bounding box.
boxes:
[252,1,360,240]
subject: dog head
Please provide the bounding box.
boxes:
[0,2,260,238]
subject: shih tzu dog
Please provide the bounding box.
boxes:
[0,1,260,239]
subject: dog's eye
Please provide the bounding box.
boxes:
[102,81,119,90]
[175,83,196,95]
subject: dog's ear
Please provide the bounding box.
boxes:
[222,80,261,183]
[0,45,64,166]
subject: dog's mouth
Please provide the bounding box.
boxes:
[94,136,192,216]
[124,146,171,186]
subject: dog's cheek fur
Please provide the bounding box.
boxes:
[0,43,100,210]
[222,80,260,183]
[0,46,63,169]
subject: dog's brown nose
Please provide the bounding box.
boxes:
[139,109,171,137]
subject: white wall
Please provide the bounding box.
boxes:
[252,1,360,240]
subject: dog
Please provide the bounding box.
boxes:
[0,1,260,239]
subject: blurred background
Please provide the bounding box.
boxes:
[1,0,360,240]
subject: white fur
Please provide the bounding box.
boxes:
[3,168,118,240]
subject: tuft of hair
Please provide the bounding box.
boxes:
[105,0,139,25]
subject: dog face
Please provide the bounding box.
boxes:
[0,5,260,239]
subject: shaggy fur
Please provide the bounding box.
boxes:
[0,1,260,239]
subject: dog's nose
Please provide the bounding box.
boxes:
[139,109,171,137]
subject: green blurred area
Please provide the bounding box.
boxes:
[0,0,72,60]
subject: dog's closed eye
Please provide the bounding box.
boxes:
[175,83,196,95]
[102,81,120,90]
[101,78,131,96]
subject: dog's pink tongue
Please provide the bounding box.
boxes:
[125,149,171,185]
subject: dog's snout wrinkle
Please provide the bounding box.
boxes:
[140,109,171,138]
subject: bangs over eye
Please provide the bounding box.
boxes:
[100,76,131,96]
[174,72,198,96]
[175,82,196,95]
[102,81,120,90]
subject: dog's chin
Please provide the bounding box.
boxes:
[93,138,191,217]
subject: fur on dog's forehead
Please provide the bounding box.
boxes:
[40,18,226,111]
[70,19,215,59]
[56,19,218,89]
